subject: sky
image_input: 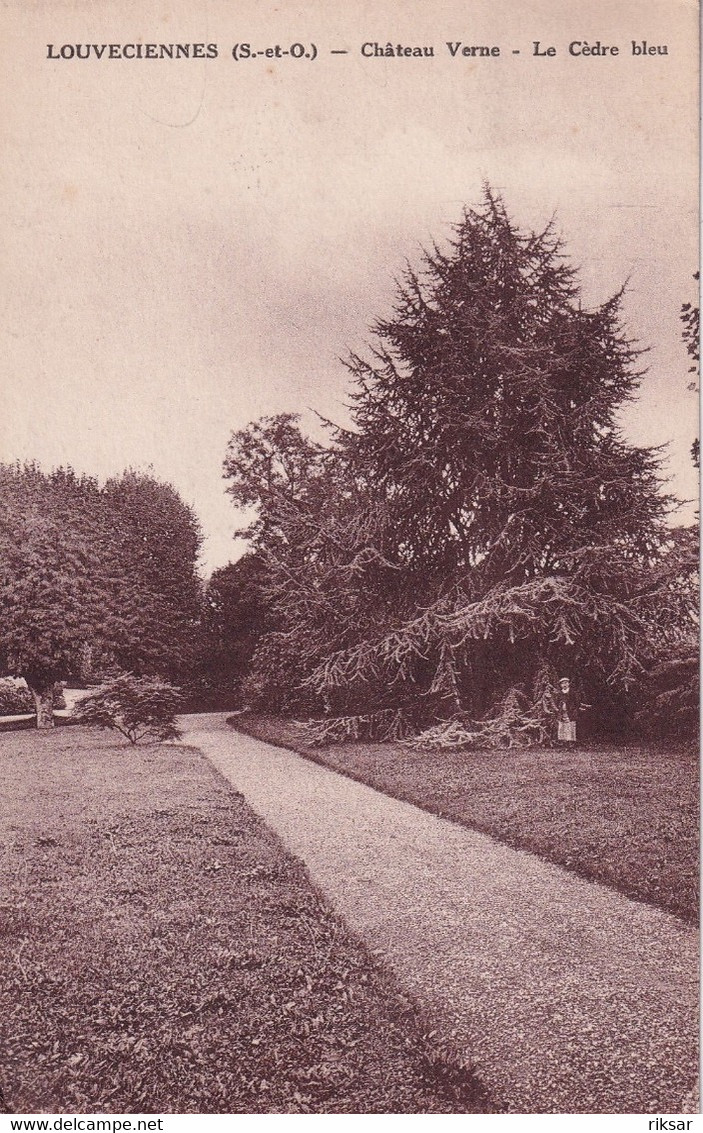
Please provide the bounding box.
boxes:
[1,0,698,575]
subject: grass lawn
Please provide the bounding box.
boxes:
[0,725,489,1114]
[235,716,699,924]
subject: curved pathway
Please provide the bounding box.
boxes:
[180,713,698,1114]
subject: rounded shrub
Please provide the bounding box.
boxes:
[73,674,182,744]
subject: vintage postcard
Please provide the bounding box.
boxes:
[0,0,698,1121]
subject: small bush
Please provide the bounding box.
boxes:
[0,679,34,716]
[73,674,182,744]
[634,647,699,739]
[0,680,67,717]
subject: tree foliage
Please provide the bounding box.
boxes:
[680,271,700,389]
[224,190,691,744]
[633,523,699,738]
[192,553,270,708]
[100,470,204,681]
[0,463,203,725]
[680,271,700,467]
[224,414,403,713]
[0,465,108,722]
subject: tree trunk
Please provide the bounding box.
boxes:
[30,684,55,729]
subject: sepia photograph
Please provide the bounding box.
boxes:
[0,0,699,1120]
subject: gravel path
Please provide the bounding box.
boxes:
[180,713,699,1114]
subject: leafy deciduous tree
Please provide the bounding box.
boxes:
[198,553,270,705]
[101,471,204,682]
[0,463,204,726]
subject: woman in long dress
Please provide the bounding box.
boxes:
[557,676,578,743]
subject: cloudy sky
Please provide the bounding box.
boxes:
[1,0,698,573]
